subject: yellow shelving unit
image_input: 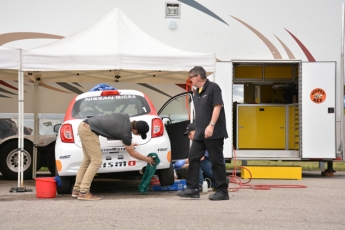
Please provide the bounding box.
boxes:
[238,105,286,149]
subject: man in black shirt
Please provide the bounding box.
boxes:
[177,66,229,201]
[72,113,155,200]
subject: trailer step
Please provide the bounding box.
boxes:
[241,165,302,180]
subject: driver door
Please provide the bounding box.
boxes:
[158,92,194,160]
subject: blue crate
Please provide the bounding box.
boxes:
[151,179,187,191]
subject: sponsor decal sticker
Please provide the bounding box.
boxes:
[101,161,127,168]
[310,88,326,104]
[101,147,126,153]
[85,95,137,101]
[128,161,136,166]
[59,155,71,159]
[100,160,136,168]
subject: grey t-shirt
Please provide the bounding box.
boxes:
[87,113,132,146]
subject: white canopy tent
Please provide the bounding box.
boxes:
[19,8,215,83]
[1,8,216,182]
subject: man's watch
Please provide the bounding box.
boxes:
[210,122,215,126]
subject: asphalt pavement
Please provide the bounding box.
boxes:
[0,171,345,230]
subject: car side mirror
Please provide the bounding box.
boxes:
[53,124,61,133]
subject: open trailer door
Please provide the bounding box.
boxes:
[301,62,336,159]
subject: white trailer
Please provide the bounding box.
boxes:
[0,0,344,178]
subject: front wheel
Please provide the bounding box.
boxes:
[0,140,40,180]
[156,162,174,186]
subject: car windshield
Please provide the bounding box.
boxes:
[71,94,151,119]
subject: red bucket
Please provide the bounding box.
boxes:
[35,177,57,198]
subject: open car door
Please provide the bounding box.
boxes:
[158,92,194,160]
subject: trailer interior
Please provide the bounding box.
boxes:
[233,62,299,151]
[232,61,337,161]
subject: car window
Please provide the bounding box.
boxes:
[159,93,192,124]
[72,94,151,119]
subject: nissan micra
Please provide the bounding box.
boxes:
[54,89,182,194]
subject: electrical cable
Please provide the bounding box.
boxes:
[227,147,307,192]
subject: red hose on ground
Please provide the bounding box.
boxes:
[227,148,307,192]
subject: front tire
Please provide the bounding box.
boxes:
[0,140,40,180]
[157,162,174,186]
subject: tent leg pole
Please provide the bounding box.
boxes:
[10,68,32,193]
[11,70,22,192]
[20,70,24,187]
[32,79,39,179]
[18,69,22,187]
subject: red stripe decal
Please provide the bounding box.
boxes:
[285,29,315,62]
[0,80,18,90]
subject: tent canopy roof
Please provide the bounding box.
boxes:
[17,8,215,83]
[0,47,20,70]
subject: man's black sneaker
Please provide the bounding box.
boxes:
[198,186,203,192]
[177,188,200,198]
[208,190,229,201]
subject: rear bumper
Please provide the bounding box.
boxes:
[55,136,171,176]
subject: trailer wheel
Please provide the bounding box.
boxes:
[46,144,56,175]
[0,140,40,180]
[157,162,174,186]
[57,176,75,194]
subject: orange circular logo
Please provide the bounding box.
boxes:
[310,88,326,104]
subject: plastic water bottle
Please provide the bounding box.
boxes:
[202,180,208,193]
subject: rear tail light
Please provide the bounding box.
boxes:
[151,118,164,138]
[60,124,75,143]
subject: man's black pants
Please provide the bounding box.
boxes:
[186,138,228,192]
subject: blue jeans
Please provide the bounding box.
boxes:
[199,158,218,188]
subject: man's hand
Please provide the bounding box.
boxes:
[146,156,156,167]
[125,145,155,166]
[204,125,214,138]
[173,160,186,170]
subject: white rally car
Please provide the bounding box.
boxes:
[54,88,193,194]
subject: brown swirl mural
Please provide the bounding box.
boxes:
[0,32,63,46]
